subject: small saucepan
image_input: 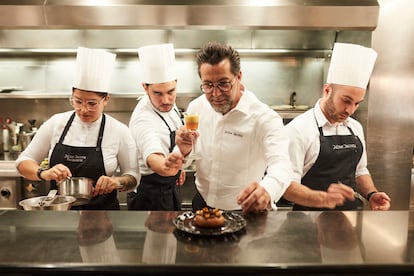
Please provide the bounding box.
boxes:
[58,177,94,206]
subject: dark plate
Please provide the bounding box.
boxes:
[173,211,246,236]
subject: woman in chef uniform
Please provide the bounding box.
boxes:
[284,43,391,211]
[15,47,139,210]
[127,44,185,211]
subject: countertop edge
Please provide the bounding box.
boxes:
[1,263,414,275]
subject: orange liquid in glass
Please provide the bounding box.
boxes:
[185,114,199,130]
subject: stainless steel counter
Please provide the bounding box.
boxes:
[0,160,19,177]
[0,209,413,275]
[0,158,197,211]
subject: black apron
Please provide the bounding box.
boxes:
[127,108,182,211]
[293,112,363,211]
[49,112,119,210]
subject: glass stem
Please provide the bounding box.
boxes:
[191,136,196,157]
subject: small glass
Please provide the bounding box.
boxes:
[183,112,199,158]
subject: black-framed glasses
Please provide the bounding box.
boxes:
[69,96,106,111]
[200,78,236,94]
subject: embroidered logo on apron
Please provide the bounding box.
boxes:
[332,143,357,150]
[64,154,87,162]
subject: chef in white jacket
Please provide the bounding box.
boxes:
[175,42,292,213]
[284,43,391,211]
[128,43,185,211]
[15,47,139,210]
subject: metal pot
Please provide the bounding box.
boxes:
[19,195,76,211]
[57,177,94,206]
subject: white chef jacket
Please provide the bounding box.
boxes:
[186,89,292,210]
[129,95,183,176]
[15,111,139,181]
[285,99,370,184]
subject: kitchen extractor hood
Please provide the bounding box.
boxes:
[0,0,379,55]
[0,0,379,30]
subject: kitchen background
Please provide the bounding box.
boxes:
[0,0,413,210]
[0,28,360,124]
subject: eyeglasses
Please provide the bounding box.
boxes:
[200,78,236,94]
[69,96,106,111]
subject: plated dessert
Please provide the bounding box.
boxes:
[193,207,225,228]
[173,209,246,236]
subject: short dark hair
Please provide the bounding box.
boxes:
[196,42,240,77]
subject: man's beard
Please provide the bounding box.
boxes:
[325,93,346,123]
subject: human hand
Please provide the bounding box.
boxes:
[321,183,355,209]
[236,182,271,213]
[369,192,391,210]
[175,126,199,157]
[93,176,121,196]
[165,152,186,172]
[43,163,72,182]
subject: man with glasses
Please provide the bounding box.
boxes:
[15,47,139,210]
[174,41,292,213]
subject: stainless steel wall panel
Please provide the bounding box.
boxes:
[335,31,373,47]
[0,57,46,92]
[253,30,336,50]
[0,30,83,49]
[368,0,414,209]
[240,56,324,105]
[0,2,45,28]
[171,30,254,49]
[82,30,168,49]
[0,29,370,56]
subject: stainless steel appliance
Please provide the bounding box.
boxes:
[0,177,21,210]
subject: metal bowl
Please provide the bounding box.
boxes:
[58,177,94,206]
[19,195,76,211]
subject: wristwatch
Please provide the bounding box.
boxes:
[37,167,47,182]
[366,191,378,201]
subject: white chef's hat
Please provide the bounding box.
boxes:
[73,47,116,93]
[327,43,378,89]
[138,43,176,84]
